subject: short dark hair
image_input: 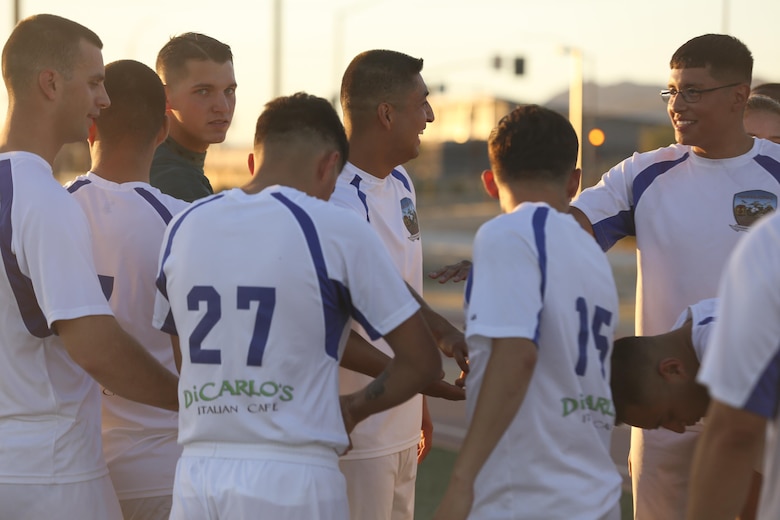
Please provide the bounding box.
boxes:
[487,105,578,183]
[670,34,752,83]
[255,92,349,171]
[746,94,780,117]
[95,60,166,146]
[341,49,424,118]
[751,83,780,103]
[156,32,232,84]
[2,14,102,94]
[610,335,656,425]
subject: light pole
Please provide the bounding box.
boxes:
[331,1,383,108]
[563,47,584,176]
[272,0,282,98]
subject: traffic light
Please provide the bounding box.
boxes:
[514,58,525,76]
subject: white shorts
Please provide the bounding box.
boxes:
[0,475,122,520]
[119,495,172,520]
[338,445,417,520]
[170,448,348,520]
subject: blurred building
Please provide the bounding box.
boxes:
[408,81,675,200]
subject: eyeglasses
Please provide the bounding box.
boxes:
[660,83,741,104]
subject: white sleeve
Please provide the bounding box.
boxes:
[152,214,179,335]
[17,190,111,326]
[571,154,638,251]
[698,215,780,418]
[466,217,541,342]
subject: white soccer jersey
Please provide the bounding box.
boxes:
[0,152,113,484]
[66,172,188,500]
[572,138,780,336]
[672,297,717,362]
[699,211,780,520]
[153,185,419,456]
[573,139,780,519]
[329,162,424,459]
[464,202,622,519]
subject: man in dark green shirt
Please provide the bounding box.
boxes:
[151,33,236,202]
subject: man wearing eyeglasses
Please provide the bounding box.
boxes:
[569,34,780,520]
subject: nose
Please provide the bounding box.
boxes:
[98,83,110,110]
[425,102,435,123]
[668,91,686,112]
[212,92,230,114]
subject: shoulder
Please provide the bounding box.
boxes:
[389,165,414,193]
[611,144,691,179]
[136,184,191,215]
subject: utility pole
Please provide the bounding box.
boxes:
[14,0,21,25]
[272,0,282,98]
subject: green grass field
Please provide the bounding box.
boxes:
[415,447,633,519]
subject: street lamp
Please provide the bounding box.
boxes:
[272,0,282,98]
[562,46,583,176]
[331,1,383,108]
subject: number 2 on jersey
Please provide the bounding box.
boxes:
[187,285,277,366]
[574,297,612,378]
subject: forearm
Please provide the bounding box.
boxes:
[407,282,450,342]
[687,402,765,520]
[343,312,440,426]
[340,330,390,377]
[450,338,536,484]
[58,315,179,411]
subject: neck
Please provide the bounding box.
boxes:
[346,126,400,179]
[691,129,754,160]
[0,105,65,166]
[167,120,209,154]
[498,181,571,214]
[90,142,156,184]
[242,151,314,196]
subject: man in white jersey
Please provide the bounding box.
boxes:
[66,59,189,520]
[687,211,780,520]
[565,34,780,519]
[332,48,469,520]
[612,299,763,520]
[611,299,715,434]
[0,14,178,519]
[434,105,622,520]
[153,92,441,520]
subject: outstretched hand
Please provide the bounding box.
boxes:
[428,259,472,284]
[438,328,469,374]
[422,374,466,401]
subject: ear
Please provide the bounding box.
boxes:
[658,357,688,382]
[566,168,582,200]
[377,102,393,130]
[163,86,174,113]
[247,153,255,176]
[734,83,750,109]
[481,170,499,199]
[38,69,58,101]
[87,121,98,145]
[154,114,170,148]
[317,149,341,181]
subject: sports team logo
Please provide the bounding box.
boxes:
[401,197,420,241]
[731,190,776,232]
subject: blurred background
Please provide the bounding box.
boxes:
[3,1,774,517]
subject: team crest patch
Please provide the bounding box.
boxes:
[731,190,777,232]
[401,197,420,241]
